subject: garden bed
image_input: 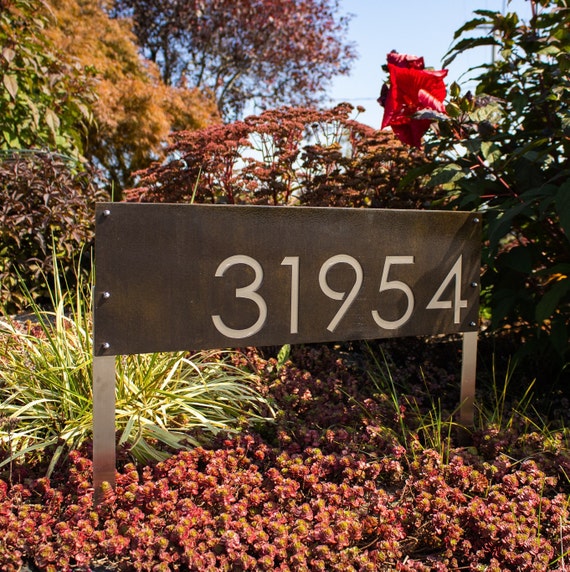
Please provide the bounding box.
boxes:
[1,339,569,571]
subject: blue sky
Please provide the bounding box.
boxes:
[330,0,531,128]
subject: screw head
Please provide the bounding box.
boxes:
[103,209,111,217]
[473,217,480,224]
[471,282,478,288]
[469,321,477,327]
[102,291,111,299]
[102,342,111,350]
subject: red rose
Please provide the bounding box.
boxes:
[386,51,425,70]
[379,52,448,147]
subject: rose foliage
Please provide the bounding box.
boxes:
[420,0,570,371]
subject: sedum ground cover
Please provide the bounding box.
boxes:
[0,340,569,571]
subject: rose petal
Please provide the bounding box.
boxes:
[418,88,446,113]
[387,52,425,70]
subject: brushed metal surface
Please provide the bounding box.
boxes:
[92,203,482,500]
[460,331,478,426]
[93,355,116,502]
[94,204,481,356]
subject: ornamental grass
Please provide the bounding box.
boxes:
[0,263,274,478]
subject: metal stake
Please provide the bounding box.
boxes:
[93,354,116,504]
[459,330,478,426]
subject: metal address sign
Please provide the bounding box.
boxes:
[92,203,481,498]
[94,204,480,353]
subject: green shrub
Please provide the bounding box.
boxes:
[424,0,570,372]
[0,0,95,157]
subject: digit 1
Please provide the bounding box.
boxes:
[426,255,468,323]
[281,256,300,334]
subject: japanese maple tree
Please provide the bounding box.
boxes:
[44,0,220,193]
[112,0,356,119]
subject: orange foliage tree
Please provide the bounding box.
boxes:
[44,0,220,193]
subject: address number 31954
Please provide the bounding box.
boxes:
[211,253,471,339]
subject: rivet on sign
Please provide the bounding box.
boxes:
[103,209,111,217]
[471,282,478,288]
[469,322,477,327]
[473,217,480,223]
[102,342,110,350]
[102,291,111,299]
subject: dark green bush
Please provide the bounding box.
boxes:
[424,0,570,373]
[0,151,108,312]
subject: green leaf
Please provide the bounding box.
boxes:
[446,102,462,119]
[443,37,497,68]
[1,130,20,147]
[537,45,561,57]
[449,82,461,99]
[2,47,16,63]
[469,102,503,124]
[481,141,502,165]
[555,180,570,243]
[44,108,60,139]
[499,246,533,274]
[535,277,570,323]
[427,164,464,187]
[449,12,495,40]
[397,162,437,189]
[510,137,551,161]
[491,292,517,327]
[277,344,291,368]
[488,201,531,253]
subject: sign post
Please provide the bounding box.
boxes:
[93,204,481,500]
[92,355,115,497]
